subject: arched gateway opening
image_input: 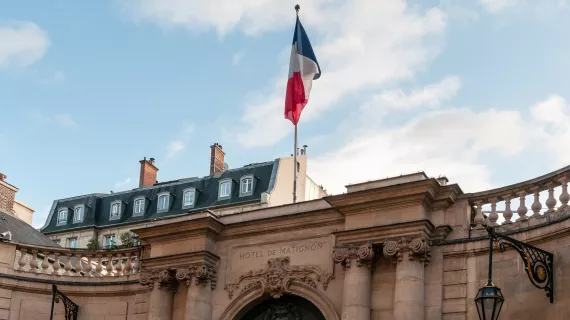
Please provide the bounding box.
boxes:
[236,295,326,320]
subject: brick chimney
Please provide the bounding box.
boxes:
[210,143,225,176]
[0,173,18,214]
[139,157,159,187]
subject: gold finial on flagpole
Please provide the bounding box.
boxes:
[295,4,300,14]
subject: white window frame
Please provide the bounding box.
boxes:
[157,192,171,213]
[218,179,232,199]
[103,234,116,249]
[66,238,77,249]
[133,197,146,216]
[182,188,196,208]
[239,175,254,197]
[54,239,61,246]
[73,205,85,223]
[57,208,68,225]
[110,201,122,220]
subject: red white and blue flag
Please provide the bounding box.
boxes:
[284,15,321,125]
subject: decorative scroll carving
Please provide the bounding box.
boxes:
[332,242,374,269]
[383,236,431,264]
[224,256,333,299]
[175,264,217,290]
[139,268,178,292]
[52,284,78,320]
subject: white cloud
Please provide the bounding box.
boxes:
[530,95,570,165]
[0,21,50,68]
[479,0,519,13]
[232,51,245,65]
[165,123,195,158]
[27,110,77,127]
[166,140,185,158]
[113,177,134,191]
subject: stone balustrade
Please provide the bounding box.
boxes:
[465,165,570,230]
[14,244,141,277]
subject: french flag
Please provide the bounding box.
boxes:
[284,15,321,125]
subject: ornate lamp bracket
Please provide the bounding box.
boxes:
[488,227,554,303]
[50,284,78,320]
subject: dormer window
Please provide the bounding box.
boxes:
[219,179,232,199]
[73,205,85,223]
[182,188,196,208]
[157,192,171,213]
[57,208,68,225]
[240,175,254,196]
[110,201,122,220]
[133,197,146,216]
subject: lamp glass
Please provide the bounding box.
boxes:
[475,284,504,320]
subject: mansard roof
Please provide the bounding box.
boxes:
[0,211,59,247]
[40,160,279,234]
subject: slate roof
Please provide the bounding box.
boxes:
[40,160,279,234]
[0,211,59,247]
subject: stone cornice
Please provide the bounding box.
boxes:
[383,236,431,264]
[333,219,437,246]
[140,250,219,271]
[332,242,374,268]
[132,214,224,243]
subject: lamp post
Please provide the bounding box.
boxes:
[475,227,554,320]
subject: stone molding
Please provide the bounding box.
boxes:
[383,236,431,264]
[175,264,217,290]
[139,268,178,292]
[224,256,333,299]
[332,242,374,269]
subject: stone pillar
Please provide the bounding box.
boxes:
[383,237,430,320]
[139,269,177,320]
[333,242,375,320]
[176,264,217,320]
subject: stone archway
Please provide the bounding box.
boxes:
[218,282,340,320]
[237,295,325,320]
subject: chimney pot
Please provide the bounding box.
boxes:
[210,143,225,176]
[139,157,159,187]
[0,173,5,182]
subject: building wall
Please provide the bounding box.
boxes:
[12,201,33,226]
[0,181,16,215]
[269,155,311,206]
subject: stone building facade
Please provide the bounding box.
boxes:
[1,166,570,319]
[0,173,34,226]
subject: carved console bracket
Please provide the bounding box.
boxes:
[175,264,217,290]
[224,256,333,299]
[383,236,431,265]
[139,268,178,292]
[332,242,374,269]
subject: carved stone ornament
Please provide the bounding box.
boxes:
[175,264,217,290]
[332,242,374,269]
[224,256,333,299]
[383,236,431,264]
[139,268,178,292]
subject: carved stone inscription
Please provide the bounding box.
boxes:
[228,237,332,283]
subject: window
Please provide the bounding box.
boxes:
[110,201,122,220]
[182,188,196,207]
[157,193,170,212]
[57,209,68,225]
[103,235,116,249]
[54,239,61,246]
[133,197,145,216]
[73,205,84,223]
[219,180,232,199]
[240,176,254,196]
[66,238,77,249]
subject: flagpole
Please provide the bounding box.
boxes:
[292,4,300,204]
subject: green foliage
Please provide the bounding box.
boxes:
[119,232,138,248]
[86,236,101,251]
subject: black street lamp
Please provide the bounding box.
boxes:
[475,227,554,320]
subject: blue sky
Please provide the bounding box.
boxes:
[1,0,570,228]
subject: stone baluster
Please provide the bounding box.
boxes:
[53,253,61,275]
[545,182,557,214]
[29,250,39,273]
[64,253,73,276]
[41,251,51,274]
[18,248,28,271]
[488,198,499,226]
[132,254,139,273]
[85,255,93,277]
[516,191,528,221]
[95,254,104,277]
[332,243,374,320]
[75,254,83,276]
[531,187,543,218]
[106,253,115,276]
[559,177,569,209]
[503,195,513,224]
[384,237,430,320]
[124,253,133,274]
[473,200,485,228]
[116,253,124,276]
